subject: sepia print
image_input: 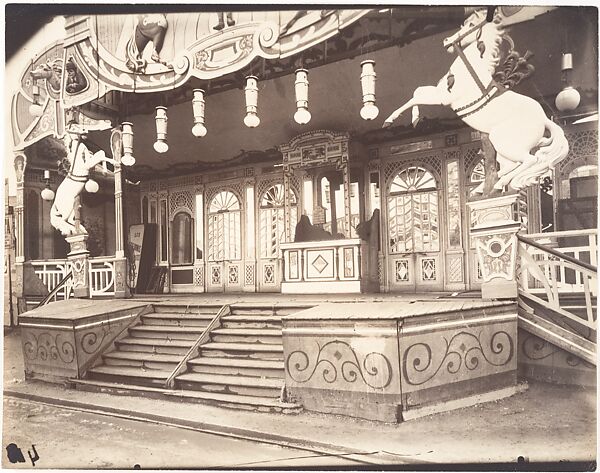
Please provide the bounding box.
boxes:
[3,3,597,470]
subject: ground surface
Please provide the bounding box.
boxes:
[3,325,597,469]
[2,396,358,469]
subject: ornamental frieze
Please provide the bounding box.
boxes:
[59,10,370,104]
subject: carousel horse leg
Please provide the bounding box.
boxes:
[383,85,449,128]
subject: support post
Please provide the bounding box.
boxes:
[13,154,27,313]
[111,128,131,298]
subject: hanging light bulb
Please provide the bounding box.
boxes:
[40,170,55,201]
[85,179,99,193]
[192,89,207,137]
[360,60,379,120]
[28,81,44,117]
[121,122,135,166]
[243,76,260,128]
[294,68,311,125]
[555,53,580,112]
[153,106,169,153]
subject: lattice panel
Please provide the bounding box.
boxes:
[205,183,245,209]
[384,152,442,188]
[169,189,194,217]
[264,264,275,284]
[558,130,599,177]
[448,255,463,283]
[395,259,409,282]
[211,266,221,285]
[229,265,239,285]
[245,263,255,286]
[464,145,484,180]
[194,266,204,286]
[421,258,437,281]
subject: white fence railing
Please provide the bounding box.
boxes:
[31,260,72,300]
[520,229,597,293]
[31,256,117,301]
[89,257,116,297]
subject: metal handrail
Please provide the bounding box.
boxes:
[164,304,231,389]
[36,272,73,309]
[517,234,597,273]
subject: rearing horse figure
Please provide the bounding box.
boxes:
[383,9,568,192]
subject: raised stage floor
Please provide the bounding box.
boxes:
[16,291,529,421]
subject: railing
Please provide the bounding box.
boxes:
[522,230,597,292]
[517,233,597,334]
[36,272,73,308]
[31,255,117,300]
[165,304,231,388]
[89,257,116,297]
[31,259,72,300]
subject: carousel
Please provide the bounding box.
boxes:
[8,6,597,421]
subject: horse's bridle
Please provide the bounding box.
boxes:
[446,16,506,118]
[446,17,489,93]
[66,139,90,183]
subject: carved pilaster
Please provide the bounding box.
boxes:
[467,194,523,299]
[66,233,90,298]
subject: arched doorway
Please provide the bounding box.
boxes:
[206,190,243,292]
[257,183,297,291]
[385,165,442,291]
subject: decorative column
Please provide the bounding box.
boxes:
[66,232,91,298]
[111,128,130,298]
[244,178,256,292]
[13,154,26,313]
[467,194,524,299]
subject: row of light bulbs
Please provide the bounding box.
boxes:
[140,60,380,156]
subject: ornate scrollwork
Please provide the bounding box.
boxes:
[23,332,75,364]
[402,330,514,386]
[286,340,393,389]
[80,325,111,355]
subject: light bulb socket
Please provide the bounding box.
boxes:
[561,53,573,71]
[192,89,206,135]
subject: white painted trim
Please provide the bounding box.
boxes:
[19,313,138,331]
[282,327,397,337]
[281,280,361,294]
[401,313,517,334]
[518,316,596,358]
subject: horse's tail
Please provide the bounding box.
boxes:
[535,118,569,167]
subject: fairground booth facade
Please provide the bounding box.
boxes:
[6,6,598,421]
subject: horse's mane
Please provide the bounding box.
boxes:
[468,10,505,75]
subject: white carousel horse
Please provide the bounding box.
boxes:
[383,9,568,192]
[50,128,117,236]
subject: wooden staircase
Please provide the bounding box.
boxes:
[77,303,308,413]
[517,234,597,366]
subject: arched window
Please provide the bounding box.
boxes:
[259,184,297,258]
[388,166,439,253]
[171,211,193,265]
[208,191,241,261]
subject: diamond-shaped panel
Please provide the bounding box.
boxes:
[311,255,329,274]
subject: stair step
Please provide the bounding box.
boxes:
[87,365,171,380]
[129,325,205,341]
[187,357,284,377]
[177,372,283,388]
[175,371,284,397]
[70,379,301,413]
[141,313,215,326]
[210,328,282,345]
[163,390,301,413]
[200,342,283,353]
[116,337,193,355]
[103,351,182,370]
[152,304,223,314]
[188,357,284,370]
